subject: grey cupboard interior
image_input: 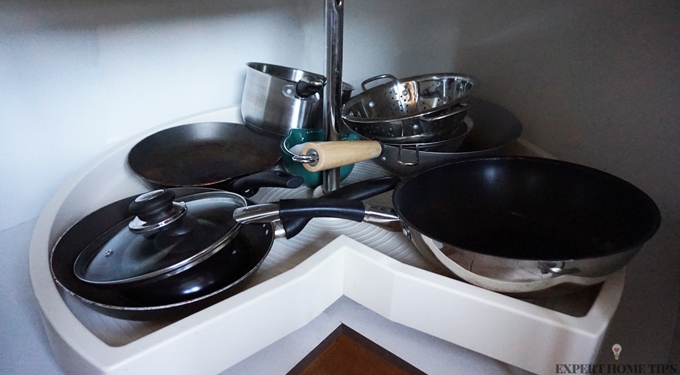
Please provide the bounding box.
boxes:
[1,0,678,371]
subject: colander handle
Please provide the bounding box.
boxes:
[420,102,469,122]
[396,144,420,166]
[361,74,398,91]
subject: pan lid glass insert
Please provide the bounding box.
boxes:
[73,190,247,286]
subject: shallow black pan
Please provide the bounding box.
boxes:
[127,122,303,196]
[50,188,271,321]
[50,177,400,321]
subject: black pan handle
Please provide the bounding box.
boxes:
[282,176,400,238]
[279,198,366,224]
[233,198,400,239]
[228,170,304,197]
[323,176,400,200]
[279,199,399,239]
[232,199,364,229]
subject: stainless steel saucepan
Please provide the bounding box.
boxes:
[241,62,355,138]
[343,97,523,176]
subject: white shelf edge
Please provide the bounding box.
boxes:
[32,235,623,375]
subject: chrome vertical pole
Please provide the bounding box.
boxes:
[322,0,344,193]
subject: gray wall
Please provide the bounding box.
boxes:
[333,0,680,363]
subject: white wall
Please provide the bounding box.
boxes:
[2,0,678,366]
[1,0,438,231]
[1,0,305,231]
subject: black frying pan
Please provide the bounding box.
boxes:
[50,188,270,321]
[127,122,303,196]
[50,177,400,320]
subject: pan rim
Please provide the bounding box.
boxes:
[392,155,661,261]
[126,122,283,188]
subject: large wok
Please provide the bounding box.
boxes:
[127,122,304,196]
[50,178,399,320]
[235,157,661,295]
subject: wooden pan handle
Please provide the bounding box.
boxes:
[301,141,382,172]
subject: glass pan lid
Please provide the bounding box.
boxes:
[73,191,247,285]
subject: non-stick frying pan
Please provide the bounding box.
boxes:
[50,177,400,320]
[235,157,661,295]
[127,122,303,196]
[50,188,268,320]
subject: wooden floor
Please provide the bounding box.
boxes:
[288,324,427,375]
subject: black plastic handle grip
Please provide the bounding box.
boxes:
[282,176,400,238]
[279,198,366,225]
[324,176,400,200]
[229,170,304,197]
[295,77,326,98]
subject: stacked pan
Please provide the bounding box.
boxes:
[341,73,476,155]
[291,74,523,177]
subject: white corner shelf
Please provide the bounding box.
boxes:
[29,105,625,375]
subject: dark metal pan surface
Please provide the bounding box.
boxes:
[393,157,661,261]
[50,178,400,320]
[127,122,300,193]
[50,188,274,320]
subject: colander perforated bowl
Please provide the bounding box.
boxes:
[341,73,475,143]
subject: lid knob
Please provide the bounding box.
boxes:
[128,190,189,234]
[129,190,175,221]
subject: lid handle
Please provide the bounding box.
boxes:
[128,190,189,234]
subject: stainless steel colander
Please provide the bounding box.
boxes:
[341,73,475,143]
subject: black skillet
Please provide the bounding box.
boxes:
[50,177,399,321]
[127,122,303,196]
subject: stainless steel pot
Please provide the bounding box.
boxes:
[385,116,472,153]
[294,117,473,174]
[241,62,355,138]
[291,98,519,176]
